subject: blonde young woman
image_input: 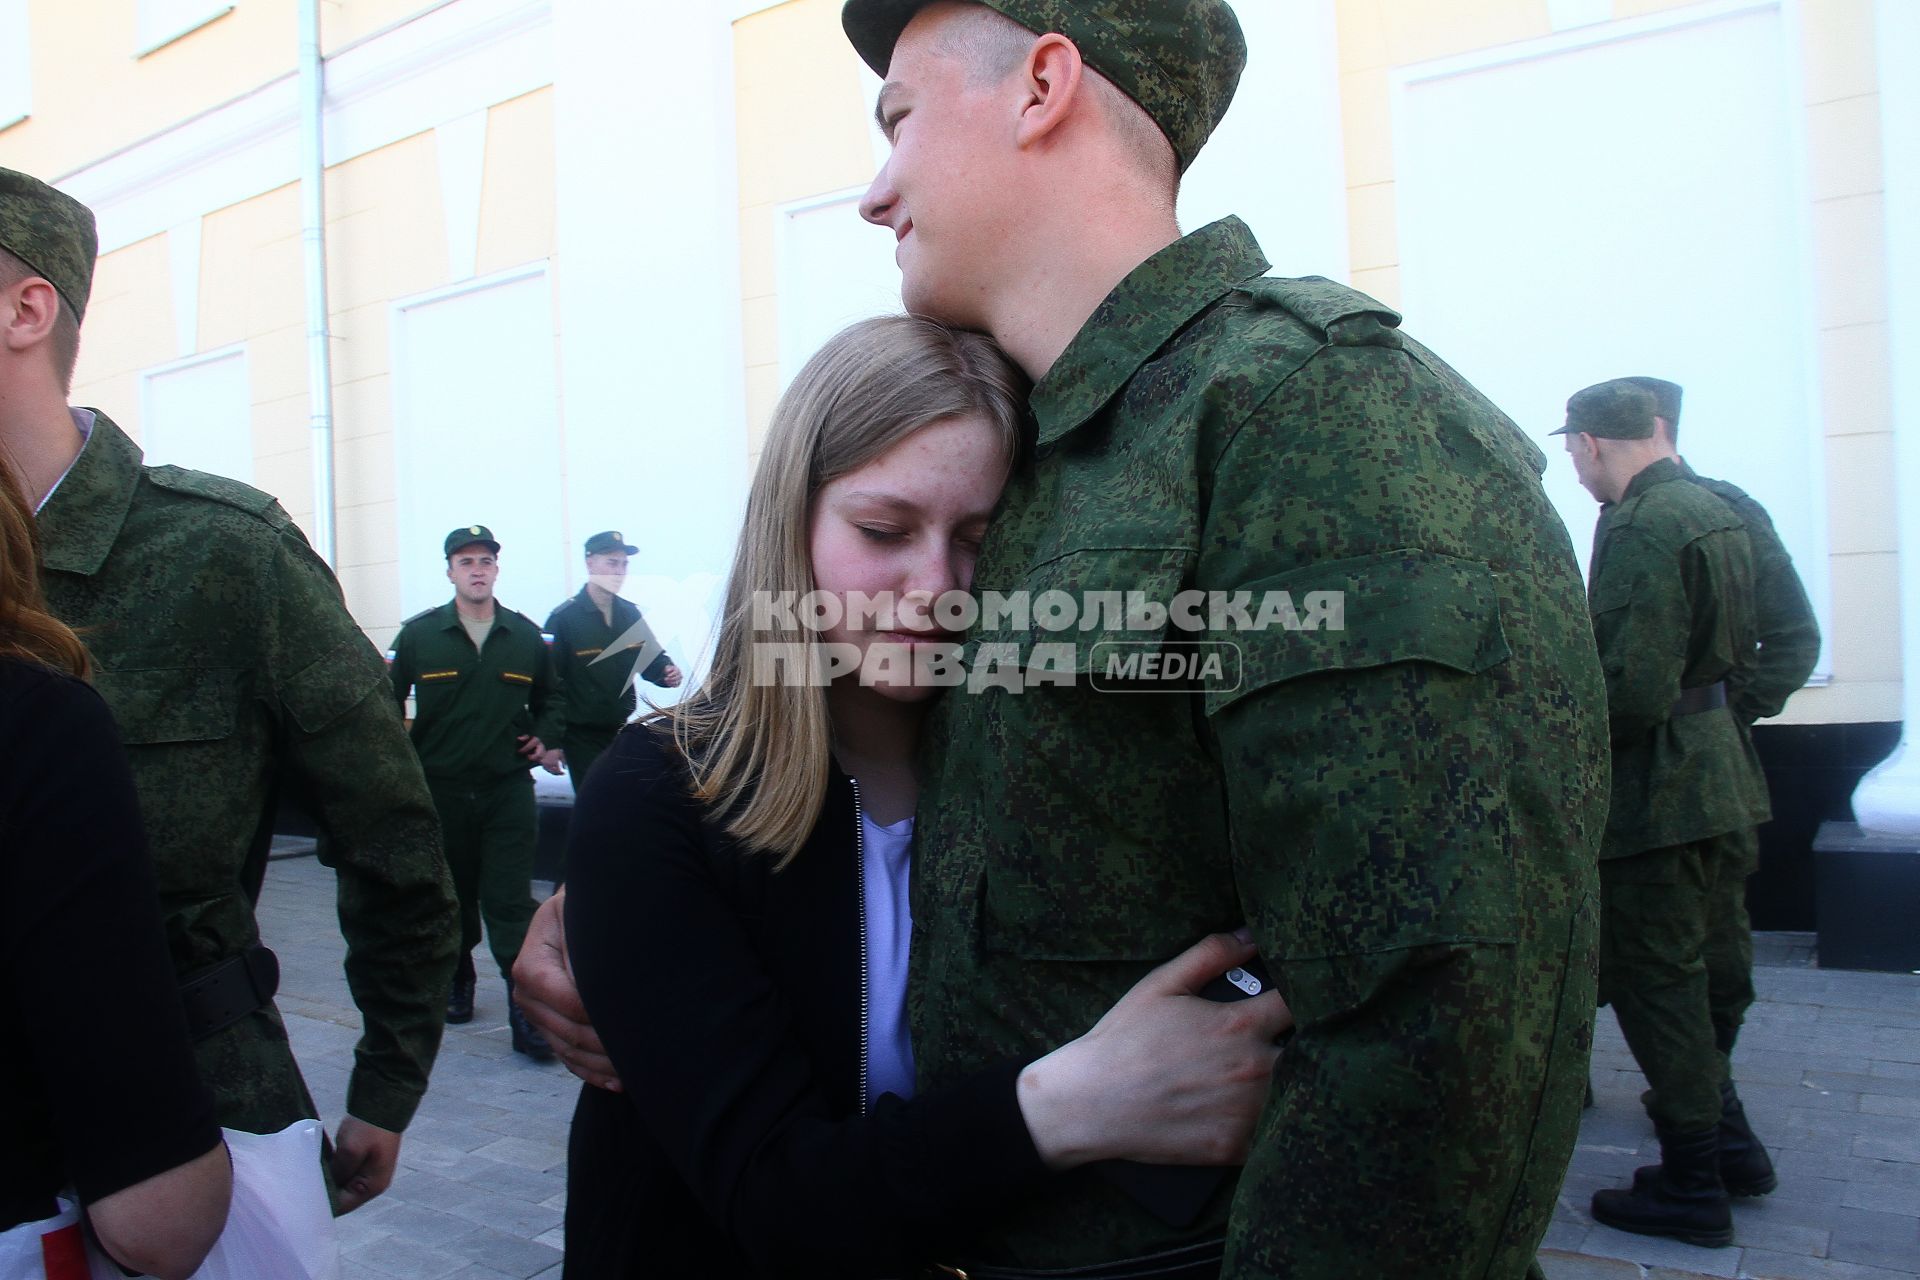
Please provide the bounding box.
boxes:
[561,316,1289,1278]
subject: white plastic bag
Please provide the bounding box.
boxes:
[188,1120,339,1280]
[0,1197,122,1280]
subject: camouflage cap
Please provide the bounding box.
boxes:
[1621,375,1683,427]
[444,524,501,557]
[841,0,1246,174]
[0,166,99,322]
[584,530,638,556]
[1552,380,1658,440]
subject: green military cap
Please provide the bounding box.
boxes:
[0,166,99,323]
[584,530,638,556]
[1552,380,1658,440]
[842,0,1246,174]
[1621,375,1684,427]
[444,524,501,557]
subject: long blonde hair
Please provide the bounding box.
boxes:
[667,315,1026,864]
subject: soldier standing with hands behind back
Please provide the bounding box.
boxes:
[1558,380,1769,1248]
[389,526,562,1061]
[544,530,683,796]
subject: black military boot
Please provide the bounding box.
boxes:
[446,951,476,1025]
[1716,1080,1777,1196]
[1591,1125,1733,1247]
[1635,1082,1776,1196]
[506,979,554,1062]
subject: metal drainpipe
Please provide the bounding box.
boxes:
[298,0,337,565]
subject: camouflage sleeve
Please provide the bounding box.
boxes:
[266,528,460,1131]
[1734,510,1820,723]
[1589,527,1690,745]
[1198,349,1585,1276]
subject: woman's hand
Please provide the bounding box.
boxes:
[1015,931,1291,1170]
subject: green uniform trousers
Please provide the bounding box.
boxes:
[563,724,620,797]
[1599,829,1758,1132]
[427,772,538,982]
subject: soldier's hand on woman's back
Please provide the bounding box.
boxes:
[512,890,621,1090]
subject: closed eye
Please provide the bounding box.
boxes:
[858,526,906,543]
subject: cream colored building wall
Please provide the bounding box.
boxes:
[1339,0,1892,726]
[733,0,881,455]
[1,0,452,178]
[18,18,560,652]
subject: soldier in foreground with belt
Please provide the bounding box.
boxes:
[389,526,562,1060]
[0,165,460,1214]
[1557,380,1769,1246]
[521,3,1609,1275]
[543,529,682,797]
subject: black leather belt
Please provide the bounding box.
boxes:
[1670,681,1728,717]
[920,1239,1224,1280]
[179,943,280,1041]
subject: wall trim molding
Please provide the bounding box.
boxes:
[57,0,552,254]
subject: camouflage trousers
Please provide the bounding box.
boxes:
[427,772,538,982]
[1599,830,1758,1132]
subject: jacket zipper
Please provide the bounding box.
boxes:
[849,775,871,1118]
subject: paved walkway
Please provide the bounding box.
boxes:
[259,856,1920,1280]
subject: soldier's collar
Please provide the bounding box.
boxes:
[1030,216,1269,448]
[37,409,142,577]
[1621,456,1686,503]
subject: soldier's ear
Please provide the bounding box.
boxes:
[1015,33,1086,154]
[0,276,62,354]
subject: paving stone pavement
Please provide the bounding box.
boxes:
[259,857,1919,1279]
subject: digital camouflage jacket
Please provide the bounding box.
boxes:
[38,412,459,1135]
[913,219,1609,1278]
[1589,458,1770,859]
[1679,461,1820,725]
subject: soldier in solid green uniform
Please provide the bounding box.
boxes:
[1557,380,1770,1247]
[512,5,1606,1273]
[1,166,460,1215]
[1620,375,1819,1196]
[543,529,682,795]
[388,526,562,1060]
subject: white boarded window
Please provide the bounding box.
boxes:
[775,189,903,389]
[136,0,233,56]
[391,267,567,621]
[0,0,30,129]
[139,348,252,483]
[1394,4,1829,679]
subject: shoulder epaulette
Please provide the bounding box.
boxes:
[1236,275,1403,347]
[400,606,438,627]
[145,464,286,522]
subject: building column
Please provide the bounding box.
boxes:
[551,6,749,678]
[1850,0,1920,832]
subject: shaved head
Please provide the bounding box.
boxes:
[931,3,1178,201]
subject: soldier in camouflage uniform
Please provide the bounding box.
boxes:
[1613,376,1818,1200]
[839,3,1609,1276]
[0,166,460,1214]
[389,526,562,1060]
[1556,380,1769,1247]
[543,529,682,797]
